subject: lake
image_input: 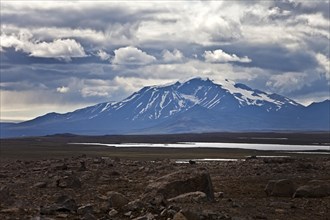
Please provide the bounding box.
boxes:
[71,142,330,151]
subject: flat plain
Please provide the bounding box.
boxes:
[0,132,329,219]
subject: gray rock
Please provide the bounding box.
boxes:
[33,182,47,188]
[124,211,132,216]
[56,175,81,188]
[77,204,93,215]
[56,213,68,218]
[78,161,87,171]
[40,206,57,215]
[265,179,296,197]
[143,168,214,202]
[215,191,224,198]
[294,180,330,198]
[106,191,129,209]
[108,208,118,217]
[168,191,207,203]
[52,163,68,171]
[173,212,188,220]
[82,212,97,220]
[40,196,77,215]
[0,207,20,214]
[55,195,78,212]
[132,213,155,220]
[181,209,201,220]
[123,199,145,211]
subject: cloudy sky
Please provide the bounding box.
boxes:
[0,0,329,122]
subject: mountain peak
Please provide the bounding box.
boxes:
[178,76,212,84]
[2,76,329,138]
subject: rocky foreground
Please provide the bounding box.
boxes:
[0,155,329,220]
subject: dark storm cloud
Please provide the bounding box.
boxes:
[1,3,165,30]
[219,43,319,72]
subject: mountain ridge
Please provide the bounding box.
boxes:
[1,77,329,137]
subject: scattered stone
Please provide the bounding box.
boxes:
[0,207,20,214]
[124,211,132,216]
[148,193,167,206]
[56,213,68,218]
[98,174,111,183]
[56,175,81,188]
[55,195,78,212]
[82,212,97,220]
[132,212,155,220]
[79,161,87,171]
[168,191,207,203]
[1,155,329,219]
[106,191,130,209]
[93,158,104,164]
[77,204,93,215]
[275,209,286,214]
[33,182,47,188]
[173,212,188,220]
[189,160,196,165]
[52,163,68,171]
[181,209,201,220]
[293,180,330,198]
[255,214,267,219]
[231,201,241,208]
[123,199,145,211]
[265,179,296,197]
[110,170,120,176]
[215,192,224,198]
[108,208,118,217]
[143,168,214,202]
[40,206,56,215]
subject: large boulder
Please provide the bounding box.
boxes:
[265,179,296,197]
[294,180,330,198]
[143,168,214,202]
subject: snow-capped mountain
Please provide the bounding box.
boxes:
[1,77,329,137]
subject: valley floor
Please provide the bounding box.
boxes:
[0,133,329,219]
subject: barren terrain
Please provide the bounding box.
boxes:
[0,133,329,220]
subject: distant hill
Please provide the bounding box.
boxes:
[1,77,329,138]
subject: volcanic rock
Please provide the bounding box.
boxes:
[55,195,78,212]
[56,175,81,188]
[293,180,330,198]
[106,191,130,209]
[143,168,214,202]
[265,179,296,197]
[168,191,207,203]
[173,212,188,220]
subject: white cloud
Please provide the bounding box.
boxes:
[96,49,111,61]
[112,46,156,65]
[0,33,87,61]
[56,86,70,93]
[266,72,311,93]
[162,49,184,62]
[203,49,252,63]
[315,53,330,80]
[29,39,86,61]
